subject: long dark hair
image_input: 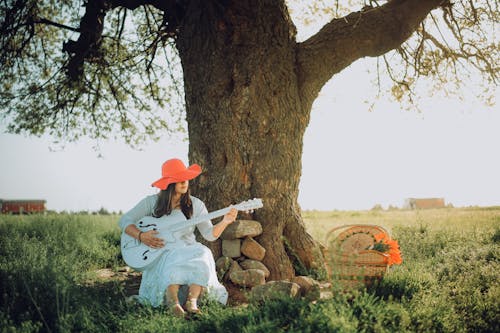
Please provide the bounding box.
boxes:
[153,183,193,219]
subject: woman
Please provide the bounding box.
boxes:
[118,158,237,317]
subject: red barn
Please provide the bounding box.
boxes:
[404,198,445,209]
[0,199,46,214]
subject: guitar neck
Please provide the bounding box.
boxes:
[161,206,233,232]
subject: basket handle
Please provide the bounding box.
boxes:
[324,224,391,245]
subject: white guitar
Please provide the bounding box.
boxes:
[121,198,263,271]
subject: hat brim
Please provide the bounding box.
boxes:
[151,164,202,190]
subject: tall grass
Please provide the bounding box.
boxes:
[0,214,122,332]
[1,208,499,332]
[305,207,500,332]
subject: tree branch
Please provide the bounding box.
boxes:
[63,0,108,80]
[296,0,445,106]
[63,0,183,81]
[35,18,80,33]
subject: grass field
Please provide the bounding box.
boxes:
[0,207,498,332]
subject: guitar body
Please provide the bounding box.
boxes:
[121,232,161,272]
[120,198,263,271]
[120,214,187,271]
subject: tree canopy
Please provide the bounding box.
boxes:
[1,0,498,146]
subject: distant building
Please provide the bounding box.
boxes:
[404,198,445,209]
[0,199,46,214]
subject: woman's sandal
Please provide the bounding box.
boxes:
[170,303,186,318]
[184,299,201,314]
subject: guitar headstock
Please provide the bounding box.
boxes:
[233,198,264,212]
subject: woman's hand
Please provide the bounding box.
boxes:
[141,230,165,249]
[222,208,238,225]
[212,208,238,238]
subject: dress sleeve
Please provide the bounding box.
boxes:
[118,195,156,231]
[193,198,217,242]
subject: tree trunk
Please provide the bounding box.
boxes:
[176,0,323,280]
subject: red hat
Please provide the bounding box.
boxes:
[151,158,202,190]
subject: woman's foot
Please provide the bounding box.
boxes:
[185,298,201,314]
[171,303,185,318]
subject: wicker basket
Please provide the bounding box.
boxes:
[323,224,390,289]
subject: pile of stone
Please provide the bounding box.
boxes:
[216,220,269,288]
[215,220,322,303]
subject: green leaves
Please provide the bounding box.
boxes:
[0,1,186,147]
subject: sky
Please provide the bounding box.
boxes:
[0,5,499,212]
[300,65,500,210]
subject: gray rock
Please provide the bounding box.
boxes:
[241,237,266,260]
[225,260,243,282]
[292,276,321,301]
[215,256,232,280]
[221,220,263,239]
[222,239,241,258]
[229,269,266,287]
[249,281,301,302]
[240,259,270,278]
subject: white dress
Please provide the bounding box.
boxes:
[118,194,228,307]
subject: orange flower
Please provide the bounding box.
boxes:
[386,239,399,249]
[374,232,387,243]
[387,245,403,265]
[372,233,403,266]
